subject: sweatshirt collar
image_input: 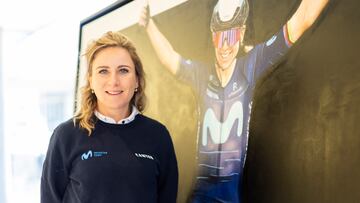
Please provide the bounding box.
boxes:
[94,106,139,125]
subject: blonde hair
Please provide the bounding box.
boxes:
[74,31,146,135]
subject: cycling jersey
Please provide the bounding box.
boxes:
[177,26,291,203]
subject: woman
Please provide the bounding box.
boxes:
[41,31,178,203]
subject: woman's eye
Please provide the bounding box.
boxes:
[119,68,129,74]
[99,69,108,74]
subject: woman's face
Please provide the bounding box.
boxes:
[213,26,245,70]
[90,47,138,116]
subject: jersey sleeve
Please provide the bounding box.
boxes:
[41,126,70,203]
[157,126,179,203]
[176,57,209,94]
[246,24,293,82]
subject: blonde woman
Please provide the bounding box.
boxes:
[41,31,178,203]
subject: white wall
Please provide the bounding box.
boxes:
[0,1,118,202]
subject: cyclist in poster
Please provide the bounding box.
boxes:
[139,0,329,202]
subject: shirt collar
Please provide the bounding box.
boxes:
[94,106,139,125]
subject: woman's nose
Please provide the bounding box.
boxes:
[108,72,119,86]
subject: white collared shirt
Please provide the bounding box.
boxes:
[94,106,139,125]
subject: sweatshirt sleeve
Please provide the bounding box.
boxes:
[157,127,179,203]
[41,126,70,203]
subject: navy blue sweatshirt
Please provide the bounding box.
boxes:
[41,114,178,203]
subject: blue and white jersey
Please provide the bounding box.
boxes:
[177,26,291,202]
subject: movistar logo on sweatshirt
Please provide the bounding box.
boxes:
[81,150,108,160]
[81,150,93,160]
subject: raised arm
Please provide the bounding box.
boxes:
[139,5,181,75]
[287,0,329,43]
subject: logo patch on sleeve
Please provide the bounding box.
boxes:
[266,35,277,46]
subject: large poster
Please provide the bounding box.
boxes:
[76,0,331,202]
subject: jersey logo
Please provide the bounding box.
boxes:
[266,35,277,46]
[81,150,108,160]
[135,153,154,160]
[233,82,238,91]
[81,150,93,160]
[209,75,220,87]
[206,88,220,99]
[202,101,244,146]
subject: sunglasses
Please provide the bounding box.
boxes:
[212,28,243,48]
